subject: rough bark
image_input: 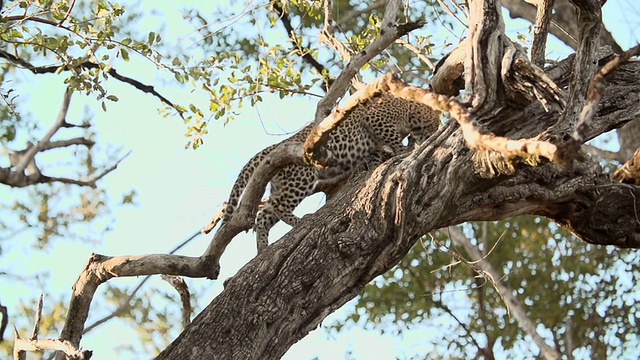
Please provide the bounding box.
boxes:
[157,99,640,359]
[154,0,640,358]
[48,0,640,358]
[502,0,640,159]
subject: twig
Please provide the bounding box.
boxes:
[40,137,95,151]
[0,50,184,118]
[12,87,73,176]
[30,294,43,340]
[319,0,354,63]
[405,265,485,353]
[14,335,92,360]
[330,0,386,32]
[435,0,468,28]
[15,294,92,360]
[1,149,131,188]
[272,1,333,90]
[58,0,76,26]
[394,38,436,70]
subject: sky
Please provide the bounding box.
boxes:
[1,0,639,359]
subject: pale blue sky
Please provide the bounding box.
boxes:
[1,1,639,359]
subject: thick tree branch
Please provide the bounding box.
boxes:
[156,115,640,359]
[571,44,640,145]
[544,0,602,141]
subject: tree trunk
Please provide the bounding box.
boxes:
[156,56,640,358]
[153,0,640,358]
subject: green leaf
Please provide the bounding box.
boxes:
[120,48,130,61]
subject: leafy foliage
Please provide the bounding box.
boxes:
[338,218,640,358]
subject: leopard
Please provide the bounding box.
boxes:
[221,91,440,253]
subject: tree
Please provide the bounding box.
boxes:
[339,1,640,358]
[2,0,639,359]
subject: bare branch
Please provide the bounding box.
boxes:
[272,1,333,90]
[1,150,131,188]
[331,0,387,31]
[161,275,192,328]
[447,226,562,360]
[530,0,555,67]
[15,335,92,360]
[57,253,219,355]
[394,38,436,70]
[30,294,43,340]
[0,50,184,118]
[582,144,623,162]
[320,0,355,64]
[40,137,95,151]
[82,230,201,335]
[12,87,73,177]
[58,0,76,26]
[572,44,640,144]
[502,0,624,54]
[542,0,602,141]
[15,294,92,360]
[435,0,468,28]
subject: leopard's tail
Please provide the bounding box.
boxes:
[222,143,279,223]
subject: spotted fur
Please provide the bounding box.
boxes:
[223,93,439,252]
